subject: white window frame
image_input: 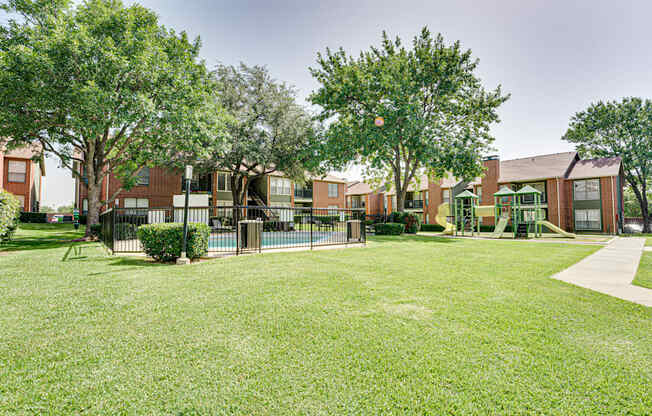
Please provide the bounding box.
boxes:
[328,183,338,198]
[270,177,291,195]
[442,189,451,203]
[124,198,149,208]
[575,209,601,230]
[574,179,600,201]
[82,198,88,212]
[8,160,27,183]
[217,172,232,192]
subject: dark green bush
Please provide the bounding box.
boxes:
[0,190,21,243]
[374,222,405,235]
[389,212,420,234]
[137,223,210,262]
[420,224,444,232]
[313,215,339,224]
[89,224,102,237]
[78,214,87,225]
[19,211,47,223]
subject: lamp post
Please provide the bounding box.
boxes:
[177,165,193,265]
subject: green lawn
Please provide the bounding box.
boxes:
[0,222,85,252]
[633,252,652,289]
[1,226,651,414]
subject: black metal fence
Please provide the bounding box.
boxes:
[99,205,366,254]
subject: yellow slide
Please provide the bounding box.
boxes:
[435,202,455,235]
[538,220,576,238]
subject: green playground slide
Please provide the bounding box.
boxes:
[492,216,509,238]
[537,220,576,238]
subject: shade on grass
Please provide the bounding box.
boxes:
[1,227,651,414]
[633,252,652,289]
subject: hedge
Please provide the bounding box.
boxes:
[420,223,444,232]
[374,222,405,235]
[19,212,47,223]
[389,212,420,234]
[0,190,21,243]
[137,223,210,262]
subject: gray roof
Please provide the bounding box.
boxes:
[567,157,622,180]
[498,152,577,183]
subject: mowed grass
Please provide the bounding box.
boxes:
[633,252,652,289]
[1,227,651,414]
[0,222,85,252]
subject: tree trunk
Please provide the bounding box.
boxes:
[629,178,651,233]
[86,181,101,236]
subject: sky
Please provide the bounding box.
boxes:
[35,0,652,207]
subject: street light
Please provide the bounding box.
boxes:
[177,165,193,265]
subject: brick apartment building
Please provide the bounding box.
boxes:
[1,143,45,212]
[351,152,624,234]
[74,166,346,212]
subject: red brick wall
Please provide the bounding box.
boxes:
[0,152,4,187]
[3,157,34,211]
[313,180,345,208]
[428,182,443,224]
[367,192,384,216]
[79,167,182,209]
[600,176,617,234]
[480,159,499,225]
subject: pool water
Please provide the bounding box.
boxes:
[208,231,336,249]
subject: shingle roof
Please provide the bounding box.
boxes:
[498,152,577,183]
[385,174,430,195]
[346,181,373,195]
[567,157,622,180]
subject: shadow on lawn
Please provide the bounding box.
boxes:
[1,223,86,252]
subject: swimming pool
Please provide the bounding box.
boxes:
[207,231,343,250]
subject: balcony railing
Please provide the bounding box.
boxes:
[182,176,212,193]
[405,199,424,209]
[294,188,313,199]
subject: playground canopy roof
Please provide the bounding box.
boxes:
[455,190,479,199]
[494,186,516,196]
[515,185,542,194]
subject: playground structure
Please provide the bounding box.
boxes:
[436,186,576,239]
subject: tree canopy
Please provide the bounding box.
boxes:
[204,63,323,205]
[0,0,226,230]
[309,27,508,211]
[563,97,652,232]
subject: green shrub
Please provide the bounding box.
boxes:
[89,224,102,237]
[0,190,21,243]
[374,222,405,235]
[313,215,339,224]
[19,212,47,223]
[137,223,210,262]
[421,224,444,232]
[78,214,87,225]
[389,212,420,234]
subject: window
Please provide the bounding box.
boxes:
[8,160,26,183]
[475,186,482,201]
[328,183,338,198]
[270,177,291,195]
[217,172,232,192]
[82,199,88,213]
[425,191,429,206]
[574,179,600,201]
[136,167,150,186]
[124,198,149,208]
[575,209,601,230]
[442,189,450,203]
[515,182,546,204]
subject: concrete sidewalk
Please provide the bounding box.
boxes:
[551,237,652,307]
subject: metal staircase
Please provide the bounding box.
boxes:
[247,187,279,220]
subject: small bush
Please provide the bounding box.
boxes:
[421,224,444,232]
[389,212,420,234]
[89,224,102,237]
[78,214,87,225]
[137,223,210,262]
[0,190,21,243]
[374,222,405,235]
[19,211,47,223]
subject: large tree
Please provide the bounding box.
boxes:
[0,0,225,233]
[204,63,322,206]
[309,27,508,211]
[563,97,652,233]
